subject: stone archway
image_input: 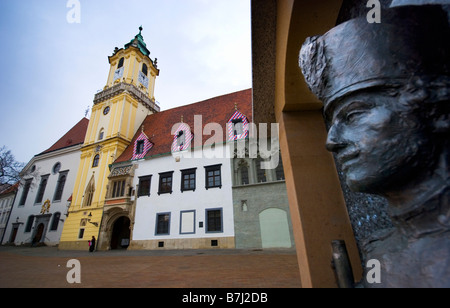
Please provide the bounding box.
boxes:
[110,216,131,250]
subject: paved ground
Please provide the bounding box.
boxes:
[0,246,301,288]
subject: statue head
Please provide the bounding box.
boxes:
[299,6,449,202]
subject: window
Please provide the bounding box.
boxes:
[92,155,100,168]
[206,209,222,233]
[25,215,35,233]
[53,172,68,202]
[180,210,195,234]
[232,118,244,136]
[156,213,170,235]
[52,162,61,174]
[205,165,222,189]
[83,177,95,207]
[98,129,104,141]
[118,57,124,69]
[276,153,285,181]
[35,175,49,204]
[138,175,152,197]
[111,180,126,198]
[241,165,249,185]
[181,168,196,192]
[177,131,185,147]
[136,140,145,155]
[158,172,173,195]
[78,228,85,239]
[50,212,61,231]
[256,158,267,183]
[19,179,32,206]
[142,63,148,76]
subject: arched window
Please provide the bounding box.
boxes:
[92,155,100,168]
[256,157,267,183]
[50,212,61,231]
[142,63,148,76]
[53,173,67,202]
[241,165,249,185]
[118,57,124,69]
[98,128,104,141]
[83,176,95,208]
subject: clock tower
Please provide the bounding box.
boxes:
[59,27,160,250]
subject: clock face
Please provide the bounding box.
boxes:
[103,106,110,115]
[138,71,149,89]
[114,67,124,81]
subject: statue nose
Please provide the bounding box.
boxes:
[326,125,346,153]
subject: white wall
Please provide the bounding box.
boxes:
[3,147,81,246]
[132,144,234,241]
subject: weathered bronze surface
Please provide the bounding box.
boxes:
[299,6,450,287]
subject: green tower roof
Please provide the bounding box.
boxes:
[124,26,150,57]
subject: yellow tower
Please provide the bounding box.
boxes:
[59,27,160,250]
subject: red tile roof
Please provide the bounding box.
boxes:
[38,118,89,156]
[115,89,253,163]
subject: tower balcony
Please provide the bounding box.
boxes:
[94,82,160,113]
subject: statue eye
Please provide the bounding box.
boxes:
[346,110,365,123]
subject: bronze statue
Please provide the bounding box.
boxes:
[299,5,449,287]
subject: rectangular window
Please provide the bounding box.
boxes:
[78,228,85,239]
[232,118,244,136]
[156,213,171,235]
[112,180,126,198]
[35,175,49,204]
[25,215,35,233]
[138,175,152,197]
[181,168,196,192]
[158,172,173,195]
[205,165,222,189]
[136,140,145,155]
[180,210,195,234]
[276,153,285,181]
[206,208,223,233]
[19,179,32,206]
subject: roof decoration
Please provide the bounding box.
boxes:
[131,131,153,160]
[124,26,150,57]
[172,123,193,153]
[227,110,249,141]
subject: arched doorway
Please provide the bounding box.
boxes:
[259,208,291,248]
[33,223,45,245]
[110,216,130,250]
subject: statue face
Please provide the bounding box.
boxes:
[325,89,433,194]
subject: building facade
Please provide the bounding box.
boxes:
[58,27,160,250]
[232,148,294,249]
[0,184,18,243]
[2,118,88,246]
[97,89,253,250]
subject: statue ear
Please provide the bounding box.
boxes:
[432,105,450,134]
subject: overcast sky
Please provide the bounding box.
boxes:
[0,0,251,164]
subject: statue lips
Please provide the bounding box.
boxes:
[338,151,360,173]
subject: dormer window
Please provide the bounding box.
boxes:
[142,63,148,76]
[132,131,153,160]
[228,110,249,141]
[171,124,193,153]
